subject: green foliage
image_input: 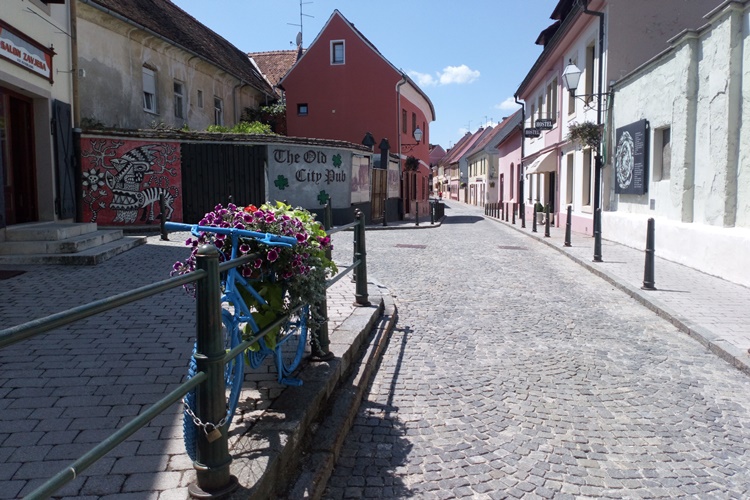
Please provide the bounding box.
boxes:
[206,121,272,134]
[567,121,601,149]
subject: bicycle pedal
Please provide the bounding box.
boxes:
[280,377,303,387]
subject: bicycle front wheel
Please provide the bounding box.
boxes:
[274,305,309,384]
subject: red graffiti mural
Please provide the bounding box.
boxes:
[79,138,182,225]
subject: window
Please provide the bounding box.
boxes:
[412,112,417,135]
[546,77,558,122]
[582,149,592,209]
[173,81,184,119]
[402,109,407,133]
[297,103,309,116]
[214,97,223,125]
[565,154,574,204]
[331,40,345,64]
[567,58,577,116]
[142,66,157,113]
[653,127,671,181]
[197,90,204,108]
[585,44,596,104]
[510,163,515,199]
[530,104,535,127]
[537,95,543,120]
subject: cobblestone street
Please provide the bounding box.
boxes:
[324,202,750,499]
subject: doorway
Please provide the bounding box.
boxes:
[1,87,38,226]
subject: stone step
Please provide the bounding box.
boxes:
[0,229,125,255]
[0,236,147,266]
[5,222,99,242]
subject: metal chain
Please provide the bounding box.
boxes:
[183,397,229,432]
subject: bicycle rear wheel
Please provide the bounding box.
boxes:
[183,309,244,461]
[274,305,309,386]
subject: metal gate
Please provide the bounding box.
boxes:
[371,168,387,223]
[180,143,266,223]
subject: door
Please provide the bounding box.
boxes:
[53,100,77,220]
[1,88,37,225]
[371,168,387,223]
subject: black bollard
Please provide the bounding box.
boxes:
[564,205,572,247]
[521,202,526,229]
[512,203,516,225]
[382,197,387,227]
[532,207,538,233]
[642,218,656,290]
[415,202,420,226]
[159,194,169,241]
[430,201,435,225]
[544,204,551,238]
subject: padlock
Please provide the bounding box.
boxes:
[205,425,222,443]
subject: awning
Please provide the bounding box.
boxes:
[525,150,557,176]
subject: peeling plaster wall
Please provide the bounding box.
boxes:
[608,1,750,287]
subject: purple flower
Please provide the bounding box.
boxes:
[296,233,307,243]
[254,258,263,269]
[239,243,250,254]
[267,249,279,262]
[265,213,276,223]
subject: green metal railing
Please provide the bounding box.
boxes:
[0,211,369,499]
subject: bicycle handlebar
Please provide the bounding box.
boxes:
[164,222,297,247]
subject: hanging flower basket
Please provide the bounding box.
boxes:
[567,121,601,149]
[405,156,420,171]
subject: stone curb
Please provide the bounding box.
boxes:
[225,281,391,499]
[485,214,750,377]
[282,282,397,499]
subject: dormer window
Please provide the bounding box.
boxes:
[331,40,345,65]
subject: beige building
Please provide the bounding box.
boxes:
[1,0,75,229]
[76,0,276,131]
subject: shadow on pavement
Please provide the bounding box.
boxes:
[442,215,483,225]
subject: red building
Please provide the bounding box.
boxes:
[279,10,435,220]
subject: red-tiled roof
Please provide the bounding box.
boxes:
[249,49,304,89]
[85,0,274,98]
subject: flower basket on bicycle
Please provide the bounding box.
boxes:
[167,201,336,460]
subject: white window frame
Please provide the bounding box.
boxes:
[142,66,157,113]
[197,89,204,108]
[214,96,224,125]
[330,40,345,65]
[173,80,184,119]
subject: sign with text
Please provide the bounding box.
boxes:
[268,146,353,209]
[535,119,554,130]
[524,127,541,138]
[0,20,55,82]
[614,119,649,195]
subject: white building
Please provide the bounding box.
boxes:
[607,0,750,287]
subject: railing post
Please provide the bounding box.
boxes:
[564,205,572,247]
[189,245,238,498]
[642,218,656,290]
[415,201,419,226]
[544,204,551,238]
[312,214,333,360]
[159,194,169,241]
[353,210,371,306]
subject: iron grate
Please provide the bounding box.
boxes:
[497,245,527,250]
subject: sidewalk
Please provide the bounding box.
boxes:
[0,234,395,499]
[484,209,750,376]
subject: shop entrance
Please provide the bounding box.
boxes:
[1,87,38,226]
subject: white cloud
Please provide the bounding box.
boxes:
[496,97,519,111]
[408,65,480,87]
[439,65,480,85]
[408,70,437,88]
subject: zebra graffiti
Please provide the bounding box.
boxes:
[104,145,179,224]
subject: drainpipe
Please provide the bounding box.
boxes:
[69,0,80,126]
[515,95,525,217]
[396,75,406,218]
[583,0,605,262]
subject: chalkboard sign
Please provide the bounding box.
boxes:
[615,119,649,195]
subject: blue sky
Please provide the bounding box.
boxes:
[172,0,559,149]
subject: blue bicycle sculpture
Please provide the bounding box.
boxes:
[165,222,310,460]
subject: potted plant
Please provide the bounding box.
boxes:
[567,121,601,149]
[172,202,337,343]
[404,156,419,172]
[535,202,545,225]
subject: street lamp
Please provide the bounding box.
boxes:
[401,127,423,152]
[562,59,604,262]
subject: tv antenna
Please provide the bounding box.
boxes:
[288,0,314,47]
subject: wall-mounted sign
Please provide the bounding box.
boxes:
[0,20,55,83]
[614,119,649,195]
[535,119,554,130]
[524,127,541,138]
